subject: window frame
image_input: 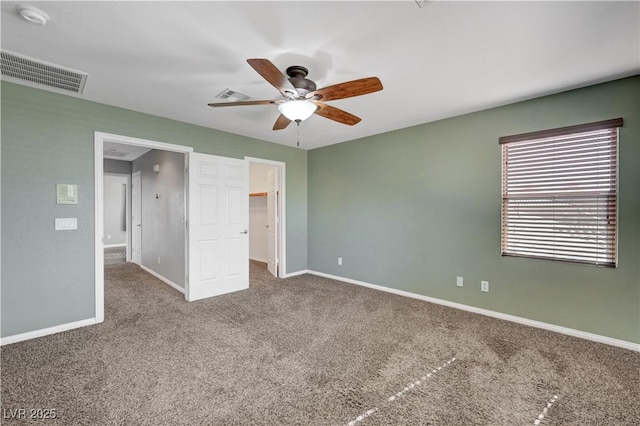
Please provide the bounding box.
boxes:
[499,118,623,267]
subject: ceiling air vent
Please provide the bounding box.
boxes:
[0,50,88,94]
[215,88,252,102]
[104,150,128,158]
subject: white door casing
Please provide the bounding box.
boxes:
[245,156,286,277]
[95,131,193,323]
[187,153,249,301]
[131,170,142,266]
[267,168,278,277]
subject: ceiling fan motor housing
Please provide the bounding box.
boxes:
[286,65,316,96]
[208,58,383,132]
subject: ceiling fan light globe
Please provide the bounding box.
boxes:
[278,100,317,122]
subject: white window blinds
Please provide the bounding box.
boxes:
[499,118,622,267]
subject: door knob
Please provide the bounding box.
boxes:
[240,229,248,234]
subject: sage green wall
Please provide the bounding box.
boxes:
[1,81,307,338]
[308,76,640,344]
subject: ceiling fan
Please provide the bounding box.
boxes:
[208,58,383,131]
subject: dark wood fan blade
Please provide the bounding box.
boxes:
[314,102,361,126]
[208,100,278,107]
[273,114,291,130]
[306,77,383,101]
[247,58,296,97]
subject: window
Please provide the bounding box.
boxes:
[500,118,622,267]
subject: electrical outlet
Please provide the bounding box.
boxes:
[158,256,161,265]
[456,276,463,287]
[338,257,343,266]
[481,281,489,292]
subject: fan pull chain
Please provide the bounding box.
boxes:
[295,119,301,147]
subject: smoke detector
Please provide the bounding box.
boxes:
[16,4,50,25]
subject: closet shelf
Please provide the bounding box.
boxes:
[249,192,267,197]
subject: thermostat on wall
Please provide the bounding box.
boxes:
[56,184,78,204]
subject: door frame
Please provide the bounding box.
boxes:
[130,170,141,265]
[94,132,193,323]
[245,157,286,278]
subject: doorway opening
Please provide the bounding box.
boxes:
[103,172,130,265]
[95,132,191,323]
[247,157,286,278]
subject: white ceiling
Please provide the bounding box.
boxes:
[2,1,638,150]
[103,141,151,161]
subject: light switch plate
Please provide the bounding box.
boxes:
[55,218,77,230]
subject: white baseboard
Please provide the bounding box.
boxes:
[282,269,310,278]
[2,265,183,346]
[139,265,185,294]
[0,318,96,346]
[250,257,268,263]
[307,270,640,353]
[104,243,126,249]
[5,270,635,352]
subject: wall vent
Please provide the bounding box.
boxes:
[1,50,88,94]
[215,88,252,102]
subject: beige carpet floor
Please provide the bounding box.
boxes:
[1,261,639,425]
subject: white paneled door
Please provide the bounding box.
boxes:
[267,167,278,277]
[187,153,249,301]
